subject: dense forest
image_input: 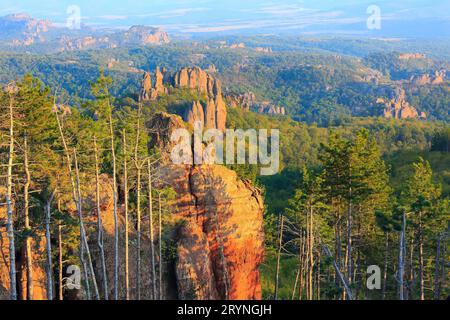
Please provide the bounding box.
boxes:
[0,34,449,301]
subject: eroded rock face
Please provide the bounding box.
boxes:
[410,70,446,86]
[148,113,265,300]
[174,67,227,131]
[378,88,426,120]
[141,68,169,101]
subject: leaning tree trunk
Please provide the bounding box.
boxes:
[73,149,100,300]
[23,135,34,300]
[6,88,17,300]
[54,105,99,300]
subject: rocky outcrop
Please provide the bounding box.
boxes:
[148,112,265,300]
[0,203,11,300]
[121,26,170,45]
[398,53,426,60]
[174,67,227,131]
[140,68,169,101]
[378,88,426,120]
[410,70,446,86]
[59,26,169,51]
[0,13,51,46]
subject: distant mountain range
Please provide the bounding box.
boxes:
[0,13,170,52]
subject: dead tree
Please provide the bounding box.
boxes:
[158,192,163,300]
[5,83,17,300]
[54,101,99,300]
[45,190,56,300]
[58,223,63,300]
[23,134,33,299]
[147,159,156,299]
[94,137,108,299]
[122,130,130,300]
[73,149,100,300]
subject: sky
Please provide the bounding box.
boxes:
[1,0,449,37]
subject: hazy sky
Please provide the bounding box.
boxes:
[1,0,449,36]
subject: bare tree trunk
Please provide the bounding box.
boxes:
[418,212,424,300]
[106,104,119,300]
[122,130,129,300]
[317,248,321,300]
[434,234,442,300]
[45,191,56,300]
[147,159,156,299]
[58,223,63,300]
[398,211,406,300]
[347,188,352,296]
[23,134,33,300]
[382,232,389,300]
[134,101,142,300]
[408,236,414,300]
[309,204,314,300]
[299,230,306,300]
[94,137,108,300]
[54,104,99,300]
[6,88,17,300]
[73,149,100,300]
[158,193,163,300]
[136,166,142,300]
[323,245,353,300]
[274,214,284,300]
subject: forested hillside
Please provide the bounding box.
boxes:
[0,34,449,301]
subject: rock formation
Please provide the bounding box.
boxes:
[378,88,426,120]
[0,13,51,46]
[141,72,152,101]
[147,112,265,300]
[59,26,170,51]
[140,67,169,101]
[410,70,446,86]
[398,53,426,60]
[174,67,227,131]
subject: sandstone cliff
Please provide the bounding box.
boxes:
[410,70,446,86]
[147,112,265,300]
[140,66,227,130]
[52,112,265,300]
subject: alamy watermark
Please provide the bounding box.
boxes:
[170,122,280,176]
[367,5,382,30]
[66,5,81,30]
